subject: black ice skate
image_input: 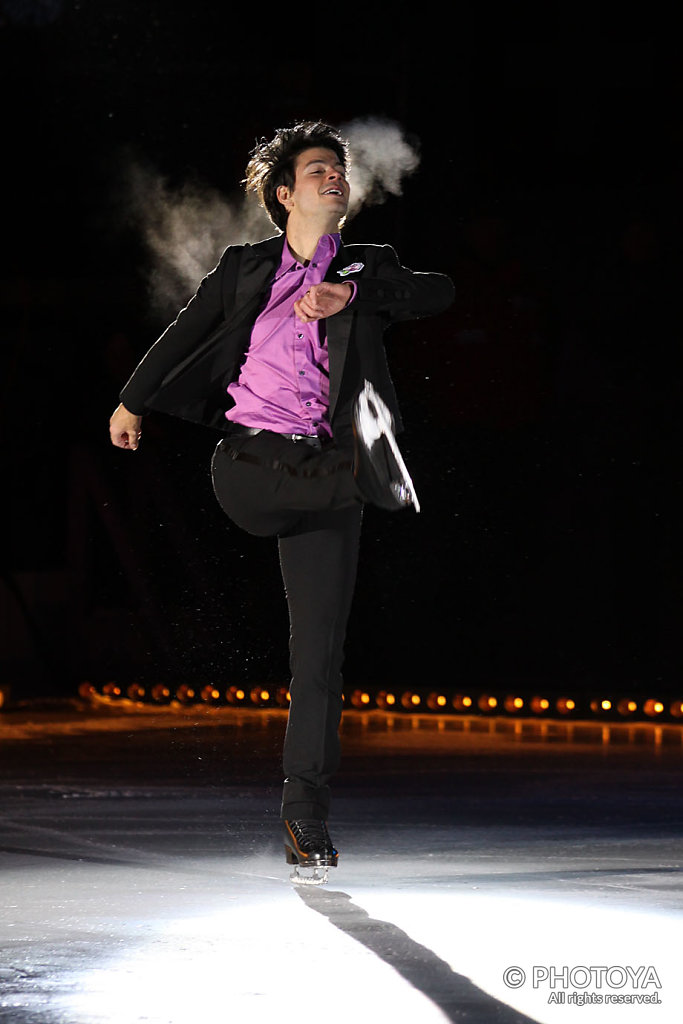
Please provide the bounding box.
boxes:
[284,819,338,886]
[352,379,420,513]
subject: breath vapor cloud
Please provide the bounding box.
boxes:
[123,117,421,318]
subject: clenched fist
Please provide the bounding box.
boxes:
[294,282,353,323]
[109,403,143,450]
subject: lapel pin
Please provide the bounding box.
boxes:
[337,262,364,277]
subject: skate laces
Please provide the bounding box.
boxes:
[288,819,334,853]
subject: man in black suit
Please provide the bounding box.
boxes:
[109,121,454,880]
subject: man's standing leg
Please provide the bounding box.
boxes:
[278,503,362,823]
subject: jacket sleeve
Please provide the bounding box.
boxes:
[120,247,235,415]
[349,245,455,324]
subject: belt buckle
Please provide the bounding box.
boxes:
[290,433,318,446]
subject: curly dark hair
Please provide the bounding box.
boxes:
[244,121,349,231]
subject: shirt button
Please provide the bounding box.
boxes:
[299,370,305,376]
[297,333,303,339]
[305,401,312,407]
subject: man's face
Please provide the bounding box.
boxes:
[277,146,350,226]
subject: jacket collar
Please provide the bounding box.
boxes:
[247,233,286,260]
[236,232,349,304]
[234,234,284,310]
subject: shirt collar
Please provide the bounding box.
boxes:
[275,232,341,279]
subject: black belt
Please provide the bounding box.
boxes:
[227,423,326,449]
[222,427,352,478]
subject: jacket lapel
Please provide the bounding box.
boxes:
[325,240,357,423]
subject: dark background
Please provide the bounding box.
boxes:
[2,1,681,701]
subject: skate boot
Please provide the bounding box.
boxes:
[352,379,420,512]
[284,819,338,885]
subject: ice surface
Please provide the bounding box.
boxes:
[1,704,682,1023]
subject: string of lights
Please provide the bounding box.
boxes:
[77,682,683,723]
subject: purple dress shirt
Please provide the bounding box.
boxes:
[226,233,351,439]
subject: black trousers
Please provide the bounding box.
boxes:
[211,428,362,820]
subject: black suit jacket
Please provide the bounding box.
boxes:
[120,234,455,447]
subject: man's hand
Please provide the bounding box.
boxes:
[294,282,353,323]
[109,403,143,450]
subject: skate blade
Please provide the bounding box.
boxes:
[359,381,420,513]
[356,383,389,445]
[289,865,329,886]
[384,434,420,513]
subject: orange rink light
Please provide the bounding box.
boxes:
[200,685,220,702]
[589,698,606,713]
[226,686,246,705]
[249,687,271,705]
[175,684,196,703]
[452,694,473,711]
[477,694,498,712]
[504,696,524,713]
